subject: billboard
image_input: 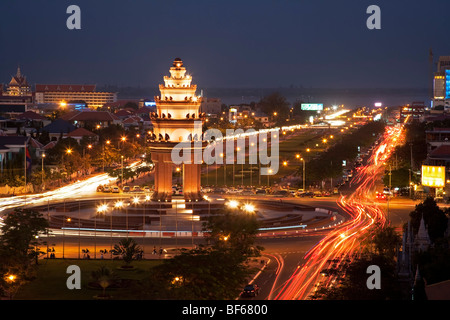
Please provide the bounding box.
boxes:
[421,165,446,188]
[301,103,323,111]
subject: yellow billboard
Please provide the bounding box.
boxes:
[421,165,446,187]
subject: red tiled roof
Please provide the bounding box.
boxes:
[35,84,96,92]
[66,127,98,137]
[29,137,44,149]
[43,141,57,150]
[115,109,135,117]
[122,116,143,124]
[425,279,450,300]
[60,110,120,121]
[429,145,450,158]
[17,111,47,121]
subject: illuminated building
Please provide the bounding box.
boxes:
[5,67,32,96]
[149,58,205,202]
[432,56,450,110]
[0,67,33,115]
[35,84,117,109]
[399,102,425,122]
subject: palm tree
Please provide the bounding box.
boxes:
[90,266,117,298]
[112,238,142,268]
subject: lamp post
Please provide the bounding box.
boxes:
[220,153,225,186]
[41,153,46,189]
[103,140,111,172]
[62,217,71,259]
[121,155,124,187]
[65,148,73,181]
[296,154,306,191]
[387,164,392,221]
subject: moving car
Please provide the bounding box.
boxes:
[241,284,260,297]
[376,192,386,200]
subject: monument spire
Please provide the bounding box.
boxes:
[149,58,205,202]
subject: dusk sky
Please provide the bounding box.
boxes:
[1,0,450,89]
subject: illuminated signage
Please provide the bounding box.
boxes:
[421,165,446,188]
[301,103,323,111]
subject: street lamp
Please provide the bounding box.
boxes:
[301,157,305,191]
[226,200,239,209]
[62,217,71,259]
[103,140,111,172]
[268,168,273,186]
[220,153,226,186]
[243,203,255,213]
[121,155,124,187]
[41,153,46,188]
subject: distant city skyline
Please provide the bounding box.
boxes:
[1,1,450,90]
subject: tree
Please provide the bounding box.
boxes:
[0,208,49,266]
[370,225,402,259]
[410,197,448,243]
[90,266,119,298]
[0,208,49,298]
[203,208,263,258]
[138,207,264,299]
[112,238,142,267]
[382,167,410,188]
[258,92,290,126]
[310,253,403,300]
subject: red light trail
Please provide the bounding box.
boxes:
[273,122,406,300]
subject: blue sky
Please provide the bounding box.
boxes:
[1,0,449,89]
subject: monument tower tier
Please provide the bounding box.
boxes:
[149,58,205,202]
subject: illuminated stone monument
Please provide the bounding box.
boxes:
[149,58,205,202]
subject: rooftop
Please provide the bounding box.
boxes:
[35,84,97,92]
[429,145,450,158]
[41,119,76,134]
[66,127,98,137]
[60,110,120,122]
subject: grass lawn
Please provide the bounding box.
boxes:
[15,259,162,300]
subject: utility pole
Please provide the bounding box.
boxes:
[387,164,392,221]
[410,143,414,171]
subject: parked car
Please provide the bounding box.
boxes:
[313,191,323,197]
[241,284,260,297]
[273,190,289,197]
[123,186,131,193]
[133,186,142,192]
[111,186,120,193]
[299,191,314,198]
[255,189,267,194]
[143,186,151,192]
[102,186,111,193]
[96,185,103,192]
